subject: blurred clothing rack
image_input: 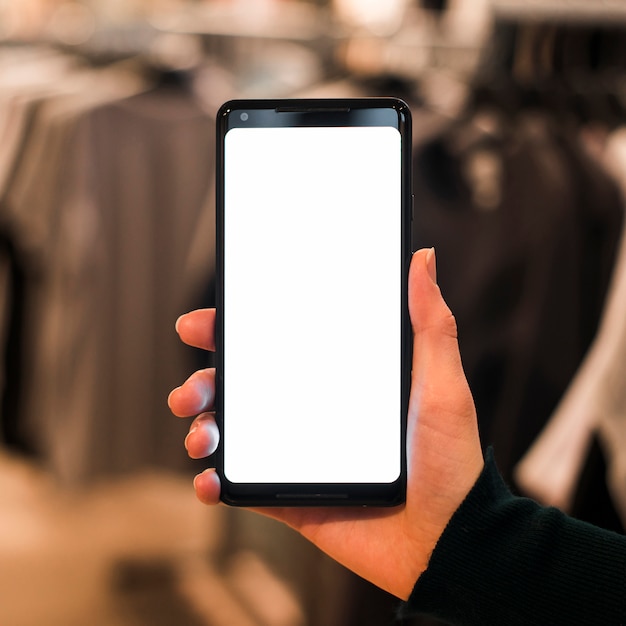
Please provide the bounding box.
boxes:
[3,6,626,626]
[492,0,626,25]
[0,43,221,483]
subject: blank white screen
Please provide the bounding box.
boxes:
[224,125,401,483]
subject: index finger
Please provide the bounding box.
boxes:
[176,309,216,351]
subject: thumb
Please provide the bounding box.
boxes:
[404,249,483,571]
[407,248,479,450]
[409,248,465,383]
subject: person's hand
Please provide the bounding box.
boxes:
[168,248,484,600]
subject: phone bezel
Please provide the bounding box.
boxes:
[215,98,412,506]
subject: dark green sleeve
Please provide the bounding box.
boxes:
[401,449,626,625]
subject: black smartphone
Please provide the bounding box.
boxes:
[215,98,412,506]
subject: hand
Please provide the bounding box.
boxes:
[168,248,484,600]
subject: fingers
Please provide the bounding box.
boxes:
[168,368,215,417]
[194,468,221,505]
[176,309,216,351]
[172,309,221,505]
[182,406,221,505]
[185,412,220,459]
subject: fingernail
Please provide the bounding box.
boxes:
[426,247,437,284]
[184,426,197,451]
[167,387,180,407]
[193,469,212,490]
[175,315,184,334]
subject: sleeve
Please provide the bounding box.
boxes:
[400,448,626,625]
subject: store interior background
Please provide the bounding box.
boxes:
[2,1,626,625]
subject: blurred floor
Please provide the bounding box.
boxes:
[0,447,304,626]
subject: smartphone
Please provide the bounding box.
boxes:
[215,98,412,506]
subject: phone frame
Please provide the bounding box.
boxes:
[215,98,412,506]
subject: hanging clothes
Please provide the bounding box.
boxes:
[516,126,626,524]
[0,47,85,449]
[0,51,218,483]
[411,107,624,508]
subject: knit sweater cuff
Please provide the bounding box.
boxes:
[400,448,626,625]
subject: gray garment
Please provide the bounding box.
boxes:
[0,51,76,430]
[78,86,216,481]
[3,66,215,482]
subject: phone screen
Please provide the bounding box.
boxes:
[216,100,411,505]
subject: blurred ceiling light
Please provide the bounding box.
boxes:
[148,32,203,72]
[333,0,408,36]
[0,2,20,39]
[0,0,51,40]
